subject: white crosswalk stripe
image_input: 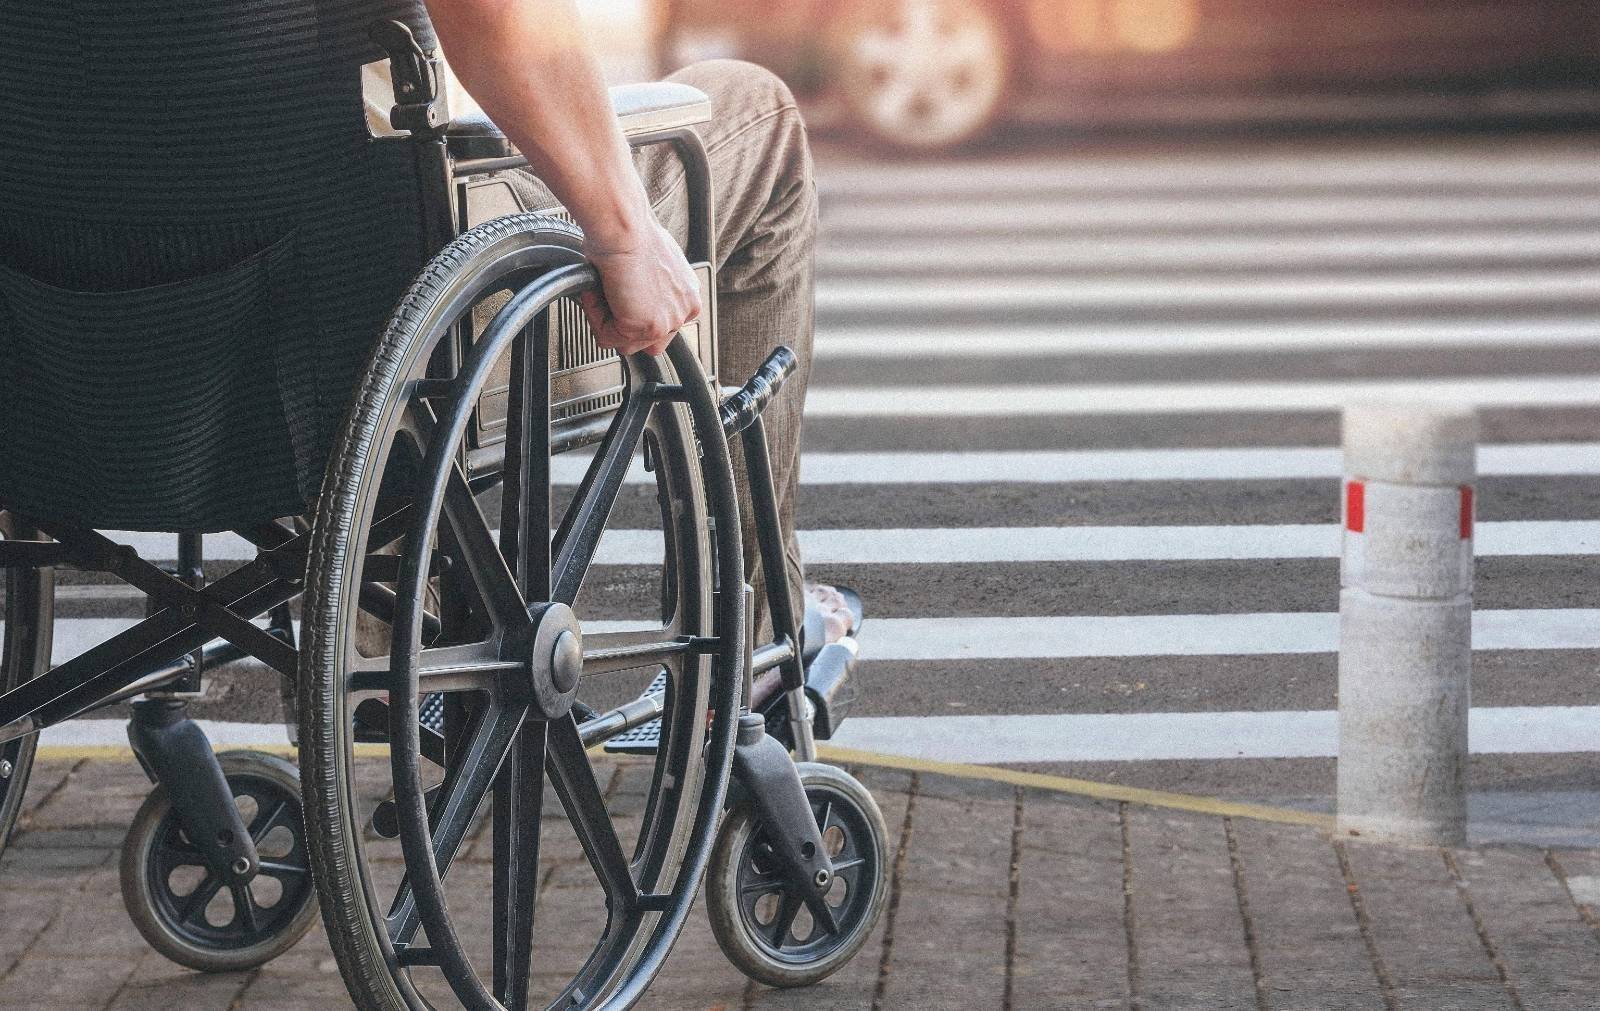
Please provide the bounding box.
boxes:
[818,232,1600,276]
[593,522,1600,565]
[821,195,1600,236]
[805,376,1600,417]
[830,706,1600,764]
[816,145,1600,196]
[815,320,1600,358]
[816,271,1600,316]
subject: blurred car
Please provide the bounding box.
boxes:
[652,0,1600,151]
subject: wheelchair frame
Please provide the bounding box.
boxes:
[0,19,872,1007]
[0,31,814,754]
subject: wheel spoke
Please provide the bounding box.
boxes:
[249,799,292,843]
[418,640,523,693]
[179,874,223,928]
[442,465,528,631]
[493,722,546,1009]
[231,882,261,934]
[739,874,786,897]
[551,397,651,606]
[545,714,637,910]
[769,892,801,947]
[805,890,841,937]
[257,860,310,879]
[388,701,527,945]
[499,324,553,606]
[581,628,691,677]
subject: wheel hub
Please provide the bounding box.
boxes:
[519,602,583,719]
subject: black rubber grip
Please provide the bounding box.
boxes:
[720,346,798,434]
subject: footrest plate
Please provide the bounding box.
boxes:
[603,671,668,755]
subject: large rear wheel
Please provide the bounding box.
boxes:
[301,215,745,1010]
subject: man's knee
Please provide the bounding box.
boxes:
[667,59,801,130]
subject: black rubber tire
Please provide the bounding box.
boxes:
[120,750,318,972]
[707,763,890,989]
[0,513,50,857]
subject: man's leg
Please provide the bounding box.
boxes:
[632,60,817,644]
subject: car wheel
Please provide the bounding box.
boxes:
[828,0,1012,152]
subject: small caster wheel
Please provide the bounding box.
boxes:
[707,762,890,988]
[120,751,318,972]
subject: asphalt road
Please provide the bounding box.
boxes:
[23,128,1600,810]
[801,129,1600,803]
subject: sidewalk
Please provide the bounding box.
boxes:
[0,756,1597,1010]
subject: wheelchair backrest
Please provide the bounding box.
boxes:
[0,0,442,531]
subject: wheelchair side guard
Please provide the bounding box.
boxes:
[127,699,259,882]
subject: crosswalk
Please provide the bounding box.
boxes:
[21,133,1600,798]
[801,134,1600,793]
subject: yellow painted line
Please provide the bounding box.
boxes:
[817,744,1335,829]
[36,745,150,762]
[37,742,1331,829]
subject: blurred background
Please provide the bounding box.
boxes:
[567,1,1600,835]
[611,0,1600,149]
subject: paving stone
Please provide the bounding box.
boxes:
[1012,794,1130,1008]
[107,953,251,1011]
[0,954,136,1009]
[874,786,1009,1009]
[1124,806,1258,1009]
[0,844,116,880]
[4,755,1600,1009]
[1446,846,1600,1010]
[1228,819,1378,1010]
[14,762,79,822]
[10,827,127,850]
[883,790,1004,1011]
[877,886,1008,1010]
[36,901,150,958]
[896,793,1013,899]
[1340,840,1512,1009]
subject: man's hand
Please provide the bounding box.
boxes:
[424,0,702,357]
[579,220,703,358]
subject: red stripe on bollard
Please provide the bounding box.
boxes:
[1460,485,1473,539]
[1345,480,1365,533]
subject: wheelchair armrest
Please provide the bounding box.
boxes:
[447,83,712,161]
[611,82,712,139]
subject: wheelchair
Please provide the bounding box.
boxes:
[0,13,884,1008]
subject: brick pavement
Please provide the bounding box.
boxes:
[1,757,1598,1010]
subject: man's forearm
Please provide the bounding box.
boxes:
[426,0,653,252]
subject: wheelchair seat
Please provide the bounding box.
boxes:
[446,82,715,160]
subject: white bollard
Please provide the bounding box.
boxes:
[1337,403,1476,846]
